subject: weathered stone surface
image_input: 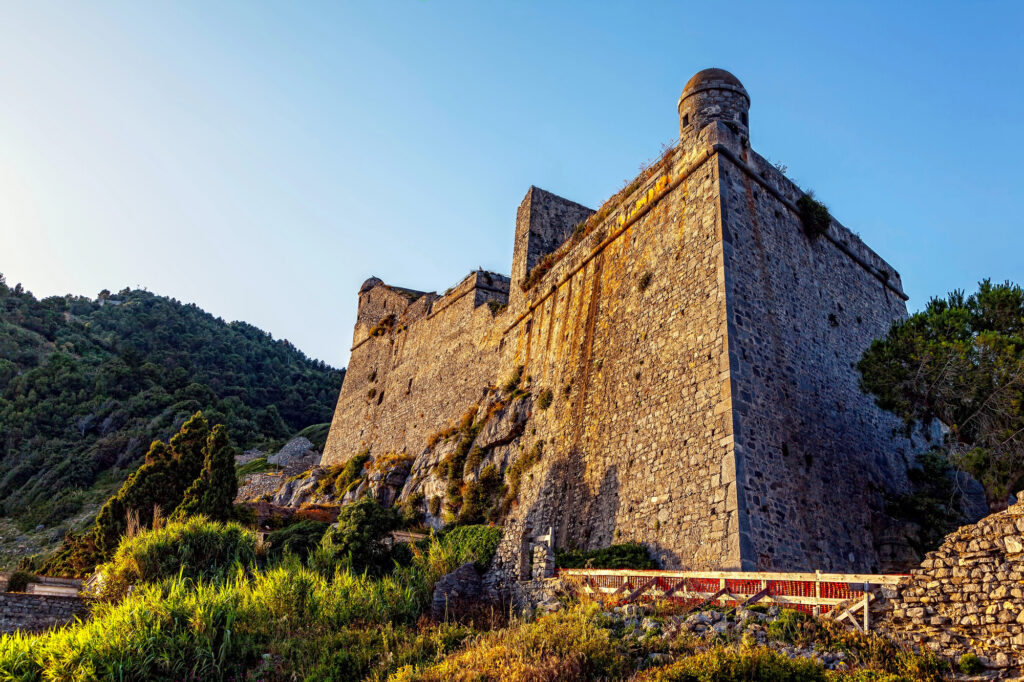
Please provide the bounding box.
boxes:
[431,562,484,622]
[876,494,1024,670]
[267,437,318,466]
[321,68,920,578]
[0,593,88,634]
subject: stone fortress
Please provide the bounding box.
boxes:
[322,68,922,578]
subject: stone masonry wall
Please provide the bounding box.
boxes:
[0,593,88,634]
[878,496,1024,671]
[714,125,917,572]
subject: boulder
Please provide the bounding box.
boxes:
[475,397,530,450]
[431,562,484,621]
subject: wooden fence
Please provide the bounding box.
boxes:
[557,568,906,633]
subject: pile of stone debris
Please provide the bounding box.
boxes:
[603,603,857,673]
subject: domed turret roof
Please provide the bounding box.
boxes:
[681,68,748,98]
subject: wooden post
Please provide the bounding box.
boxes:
[813,570,821,617]
[862,582,870,631]
[720,578,726,608]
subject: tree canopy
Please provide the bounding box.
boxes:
[858,280,1024,511]
[0,275,344,534]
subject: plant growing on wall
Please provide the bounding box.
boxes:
[797,194,830,238]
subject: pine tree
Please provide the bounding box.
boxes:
[173,425,237,522]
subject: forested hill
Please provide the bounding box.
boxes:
[0,274,344,532]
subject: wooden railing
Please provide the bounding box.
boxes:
[557,568,906,633]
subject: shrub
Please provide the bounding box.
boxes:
[537,389,554,410]
[959,653,984,674]
[404,603,632,681]
[5,571,39,593]
[639,271,653,291]
[635,645,827,681]
[555,542,657,569]
[497,440,543,518]
[311,498,402,576]
[439,525,502,571]
[235,456,271,482]
[428,496,441,517]
[797,193,830,238]
[316,450,370,498]
[502,366,524,393]
[91,516,257,601]
[173,424,237,522]
[265,520,329,562]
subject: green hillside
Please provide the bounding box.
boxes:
[0,274,343,546]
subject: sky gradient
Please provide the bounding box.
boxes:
[2,1,1022,368]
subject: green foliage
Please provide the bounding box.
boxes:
[859,280,1024,510]
[885,451,966,556]
[797,193,830,238]
[438,525,502,571]
[5,571,39,593]
[173,424,237,522]
[312,498,403,576]
[959,652,983,674]
[0,534,470,681]
[0,280,344,540]
[457,465,503,525]
[265,520,330,562]
[317,450,370,498]
[497,439,543,518]
[92,516,257,601]
[501,365,524,393]
[555,542,657,569]
[537,388,554,410]
[235,456,271,481]
[636,645,827,681]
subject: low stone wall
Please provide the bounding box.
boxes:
[878,495,1024,670]
[0,593,89,634]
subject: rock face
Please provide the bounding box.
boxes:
[431,562,484,622]
[878,494,1024,670]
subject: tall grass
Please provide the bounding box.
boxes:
[0,527,468,680]
[91,515,258,601]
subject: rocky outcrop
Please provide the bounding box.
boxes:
[878,494,1024,670]
[267,437,320,467]
[431,562,484,622]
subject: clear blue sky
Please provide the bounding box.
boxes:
[1,1,1021,368]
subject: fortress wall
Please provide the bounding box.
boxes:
[323,274,505,465]
[717,134,915,572]
[493,129,743,573]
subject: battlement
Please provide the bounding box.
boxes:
[324,68,918,576]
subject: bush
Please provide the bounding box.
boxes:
[439,525,502,571]
[537,389,553,410]
[959,652,984,674]
[311,498,402,576]
[403,603,633,681]
[0,534,473,680]
[555,542,657,569]
[316,449,370,498]
[265,520,329,562]
[91,516,257,601]
[797,193,830,238]
[636,645,827,681]
[5,571,39,593]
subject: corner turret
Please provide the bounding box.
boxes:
[678,68,749,146]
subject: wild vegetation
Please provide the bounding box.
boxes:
[0,274,343,562]
[859,280,1024,512]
